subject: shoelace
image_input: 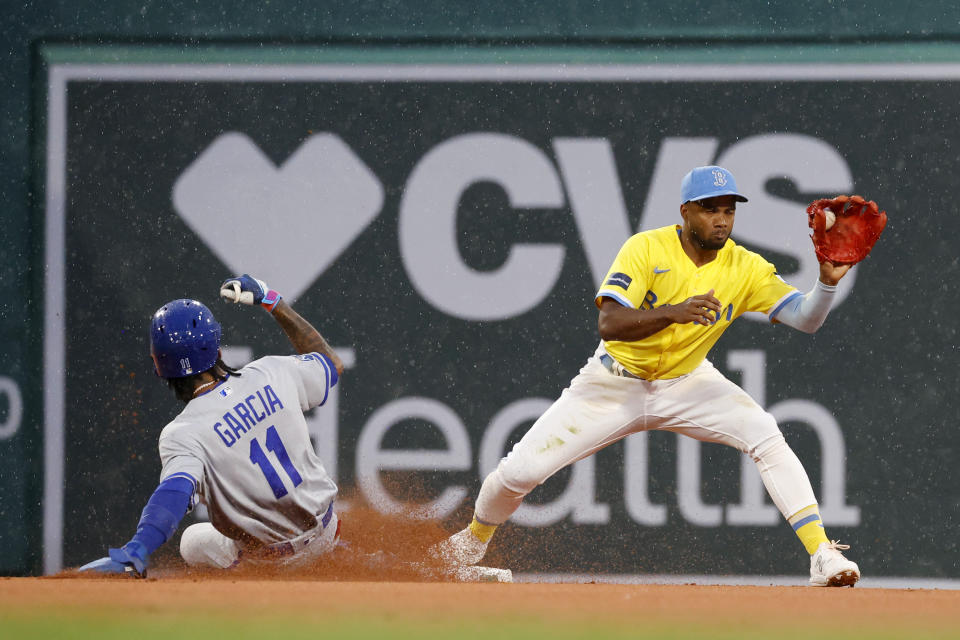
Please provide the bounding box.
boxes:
[825,540,850,551]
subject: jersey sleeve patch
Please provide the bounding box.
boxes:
[605,272,633,290]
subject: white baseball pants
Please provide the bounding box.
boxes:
[475,344,818,525]
[179,510,340,569]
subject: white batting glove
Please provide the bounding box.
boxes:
[219,274,282,312]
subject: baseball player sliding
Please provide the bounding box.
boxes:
[79,275,513,583]
[434,166,863,587]
[79,275,344,575]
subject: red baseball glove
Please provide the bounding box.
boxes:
[806,195,888,265]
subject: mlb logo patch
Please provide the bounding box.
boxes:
[218,386,233,398]
[605,272,633,290]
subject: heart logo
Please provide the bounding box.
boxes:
[173,132,383,302]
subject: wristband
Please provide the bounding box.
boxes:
[261,289,282,312]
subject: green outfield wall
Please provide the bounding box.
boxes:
[2,3,959,578]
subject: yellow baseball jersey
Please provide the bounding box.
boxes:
[595,225,799,380]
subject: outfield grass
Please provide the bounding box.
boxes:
[4,578,959,640]
[2,609,959,640]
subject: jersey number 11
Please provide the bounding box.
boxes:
[249,425,304,499]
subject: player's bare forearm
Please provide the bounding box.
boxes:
[598,291,722,341]
[598,299,673,341]
[270,300,344,374]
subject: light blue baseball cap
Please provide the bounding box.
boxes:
[680,166,748,204]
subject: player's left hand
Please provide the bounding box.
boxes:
[806,194,887,266]
[78,542,148,578]
[219,274,282,312]
[817,254,853,286]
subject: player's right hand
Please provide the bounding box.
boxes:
[670,290,723,326]
[219,274,282,312]
[78,542,148,578]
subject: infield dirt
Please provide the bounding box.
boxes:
[3,576,960,640]
[5,508,958,638]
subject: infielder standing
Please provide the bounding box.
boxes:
[80,275,344,575]
[435,166,861,587]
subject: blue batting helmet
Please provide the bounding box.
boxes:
[149,299,222,378]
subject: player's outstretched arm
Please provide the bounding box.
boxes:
[772,250,854,334]
[598,290,722,341]
[77,476,192,578]
[220,274,344,375]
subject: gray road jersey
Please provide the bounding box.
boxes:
[158,353,338,545]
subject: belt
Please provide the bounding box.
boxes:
[599,353,644,380]
[261,502,336,558]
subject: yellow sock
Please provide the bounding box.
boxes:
[468,516,498,544]
[788,504,830,555]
